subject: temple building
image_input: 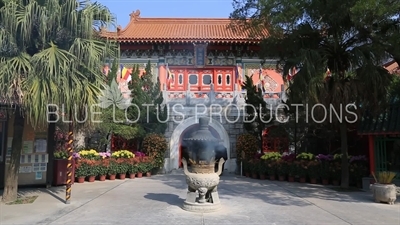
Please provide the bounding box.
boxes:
[100,10,287,173]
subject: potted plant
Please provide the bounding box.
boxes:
[250,160,259,179]
[371,171,397,205]
[294,160,307,183]
[116,158,129,179]
[287,163,296,182]
[243,160,251,177]
[266,161,277,180]
[329,161,341,185]
[85,159,98,182]
[127,158,139,179]
[307,160,320,184]
[53,149,74,186]
[136,161,146,178]
[258,160,267,180]
[145,162,154,177]
[74,159,89,183]
[97,159,109,181]
[276,160,288,181]
[107,159,118,180]
[319,161,330,185]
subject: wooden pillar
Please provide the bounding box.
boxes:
[368,135,375,174]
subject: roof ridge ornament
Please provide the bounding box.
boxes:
[130,10,141,21]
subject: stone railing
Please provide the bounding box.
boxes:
[162,83,286,107]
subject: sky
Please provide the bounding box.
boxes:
[98,0,234,28]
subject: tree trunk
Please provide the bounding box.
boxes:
[46,119,56,187]
[2,108,25,202]
[340,122,349,188]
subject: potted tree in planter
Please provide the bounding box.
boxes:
[142,133,168,174]
[371,171,397,205]
[316,154,333,185]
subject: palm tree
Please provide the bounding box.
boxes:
[0,0,117,202]
[231,0,394,188]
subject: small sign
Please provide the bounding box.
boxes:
[35,172,42,180]
[19,166,32,173]
[194,44,207,68]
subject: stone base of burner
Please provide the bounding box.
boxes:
[182,200,221,213]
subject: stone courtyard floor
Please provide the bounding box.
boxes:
[1,172,399,225]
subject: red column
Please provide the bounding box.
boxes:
[368,135,375,174]
[159,64,166,91]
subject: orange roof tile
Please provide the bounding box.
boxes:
[100,10,268,44]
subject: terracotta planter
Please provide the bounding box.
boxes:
[259,174,266,180]
[146,172,151,177]
[119,173,126,180]
[278,175,285,181]
[269,175,276,180]
[245,172,250,177]
[98,175,106,181]
[332,180,340,186]
[299,177,306,183]
[108,174,116,180]
[137,172,143,178]
[77,176,85,183]
[251,173,258,179]
[322,179,329,185]
[129,173,136,179]
[88,176,95,182]
[288,176,295,182]
[310,178,317,184]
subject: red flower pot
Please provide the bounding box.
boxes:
[146,172,151,177]
[259,174,266,180]
[269,175,276,180]
[251,173,258,179]
[99,175,106,181]
[108,174,116,180]
[310,178,317,184]
[299,177,306,183]
[322,179,329,185]
[129,173,136,179]
[77,176,85,183]
[88,176,95,182]
[119,173,126,180]
[137,172,143,178]
[278,175,285,181]
[288,176,295,182]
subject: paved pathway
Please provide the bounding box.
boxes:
[1,172,399,225]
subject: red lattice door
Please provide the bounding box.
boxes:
[169,69,186,91]
[214,69,233,91]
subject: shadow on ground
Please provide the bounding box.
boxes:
[148,172,379,206]
[144,193,184,207]
[0,185,66,203]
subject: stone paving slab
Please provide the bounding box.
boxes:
[1,173,399,225]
